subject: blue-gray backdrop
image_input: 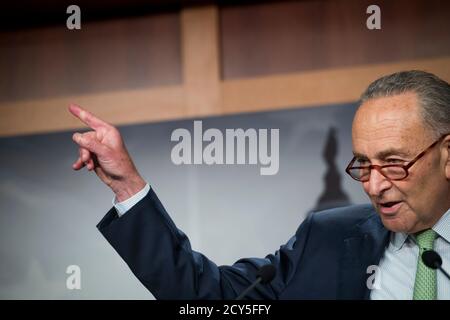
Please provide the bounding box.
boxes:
[0,102,370,299]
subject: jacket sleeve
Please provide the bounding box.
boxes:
[97,188,314,299]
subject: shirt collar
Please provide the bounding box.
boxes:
[391,231,409,251]
[390,208,450,251]
[432,208,450,244]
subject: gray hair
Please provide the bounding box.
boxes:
[360,70,450,138]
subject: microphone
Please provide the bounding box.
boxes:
[236,264,276,300]
[422,250,450,280]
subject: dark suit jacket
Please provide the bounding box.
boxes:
[97,188,391,299]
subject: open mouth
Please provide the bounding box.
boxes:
[378,201,402,214]
[380,201,401,208]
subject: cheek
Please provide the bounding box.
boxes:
[394,181,416,204]
[403,165,436,196]
[395,176,430,215]
[361,181,370,195]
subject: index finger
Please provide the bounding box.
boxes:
[68,103,109,130]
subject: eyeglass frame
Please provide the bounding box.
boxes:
[345,133,449,182]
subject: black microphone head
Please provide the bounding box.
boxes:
[422,250,442,269]
[257,264,276,284]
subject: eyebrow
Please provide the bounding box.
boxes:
[353,148,411,160]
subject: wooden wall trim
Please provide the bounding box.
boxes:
[1,0,450,138]
[1,55,450,137]
[1,56,449,137]
[0,86,184,137]
[181,5,222,117]
[221,56,450,114]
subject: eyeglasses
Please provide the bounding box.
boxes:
[346,134,449,182]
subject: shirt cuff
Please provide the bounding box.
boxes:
[112,183,151,217]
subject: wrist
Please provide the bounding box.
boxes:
[112,174,146,202]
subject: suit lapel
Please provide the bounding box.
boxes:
[338,213,390,299]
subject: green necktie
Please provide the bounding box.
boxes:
[413,229,438,300]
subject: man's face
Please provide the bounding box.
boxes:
[352,92,449,234]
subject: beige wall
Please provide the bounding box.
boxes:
[1,0,450,137]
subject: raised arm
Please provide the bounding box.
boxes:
[69,104,303,299]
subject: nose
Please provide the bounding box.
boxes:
[365,167,393,197]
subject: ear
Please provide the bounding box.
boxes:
[443,134,450,179]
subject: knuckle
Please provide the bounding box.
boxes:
[82,137,91,148]
[110,126,120,136]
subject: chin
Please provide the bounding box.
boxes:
[379,216,410,233]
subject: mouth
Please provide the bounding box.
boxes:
[378,201,403,215]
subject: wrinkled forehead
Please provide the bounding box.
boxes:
[351,93,431,158]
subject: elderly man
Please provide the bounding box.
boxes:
[70,70,450,299]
